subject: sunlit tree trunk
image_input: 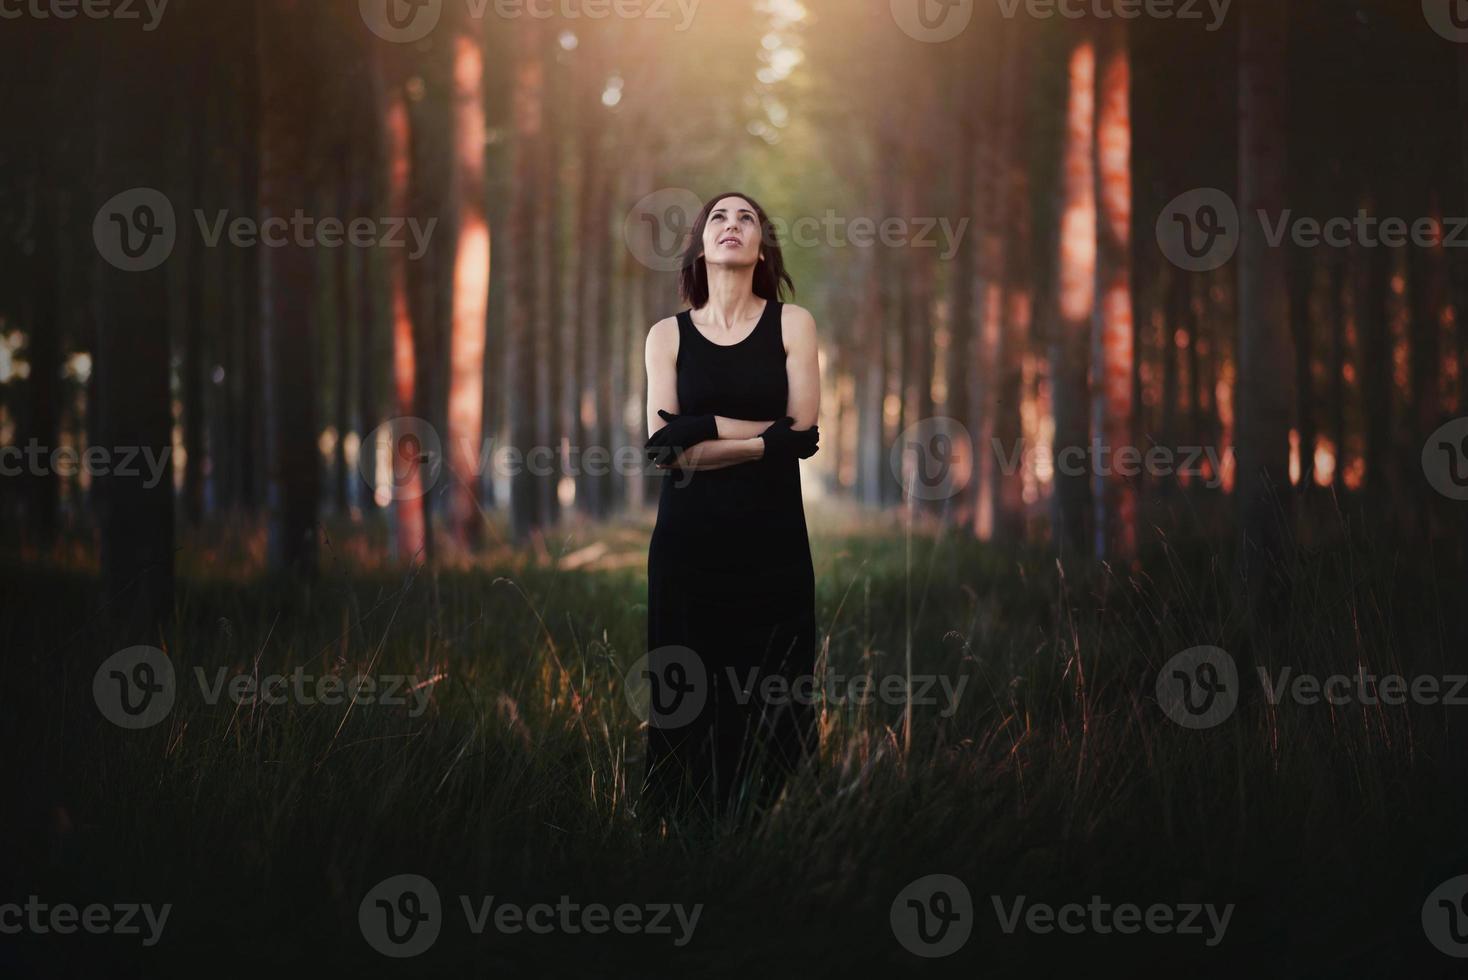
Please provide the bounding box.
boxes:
[1091,19,1135,560]
[445,28,491,550]
[945,113,976,525]
[1286,243,1315,495]
[1160,269,1181,494]
[1360,215,1393,504]
[507,24,546,541]
[1327,250,1347,494]
[855,252,884,507]
[967,19,1002,539]
[537,53,563,530]
[382,65,426,559]
[992,16,1030,545]
[1051,33,1096,558]
[573,50,607,518]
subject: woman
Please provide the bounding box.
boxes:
[641,191,822,826]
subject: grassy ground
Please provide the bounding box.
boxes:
[3,499,1467,977]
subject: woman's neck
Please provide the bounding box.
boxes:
[699,265,763,331]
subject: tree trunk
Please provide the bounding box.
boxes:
[183,70,208,526]
[1236,0,1294,613]
[258,0,321,575]
[536,53,563,530]
[991,16,1030,545]
[1051,33,1096,559]
[1286,243,1315,495]
[382,68,427,560]
[506,24,546,542]
[96,17,175,640]
[445,28,491,550]
[1091,18,1136,559]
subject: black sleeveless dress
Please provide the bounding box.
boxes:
[643,299,817,819]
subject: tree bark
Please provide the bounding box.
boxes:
[1091,17,1136,559]
[445,28,492,550]
[1236,0,1295,615]
[258,0,321,575]
[1051,32,1096,559]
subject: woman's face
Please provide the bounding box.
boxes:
[700,196,762,270]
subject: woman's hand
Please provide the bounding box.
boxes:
[759,417,820,461]
[645,409,719,467]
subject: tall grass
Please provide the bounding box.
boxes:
[3,500,1465,977]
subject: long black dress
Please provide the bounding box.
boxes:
[643,299,817,819]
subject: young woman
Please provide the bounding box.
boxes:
[641,191,822,825]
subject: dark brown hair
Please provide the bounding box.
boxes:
[677,191,795,309]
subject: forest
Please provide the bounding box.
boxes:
[4,0,1468,974]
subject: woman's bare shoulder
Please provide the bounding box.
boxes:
[779,303,818,348]
[645,315,680,357]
